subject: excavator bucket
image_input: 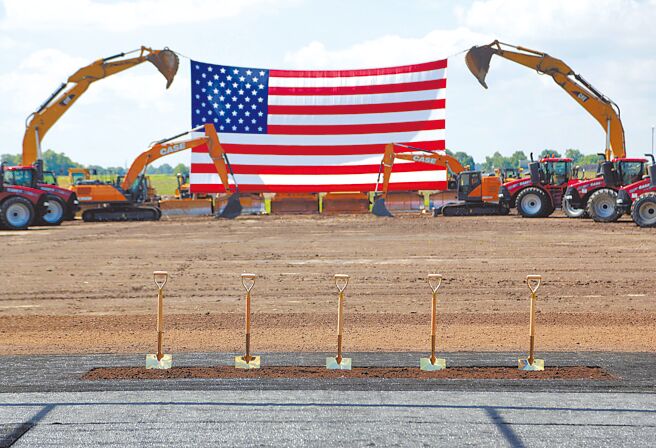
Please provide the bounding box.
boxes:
[465,44,496,89]
[372,197,393,217]
[216,193,243,219]
[146,49,179,89]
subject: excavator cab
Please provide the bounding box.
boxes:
[458,171,502,203]
[457,171,482,202]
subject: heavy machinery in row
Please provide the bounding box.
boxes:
[71,124,242,221]
[3,46,179,224]
[466,40,644,219]
[372,143,509,217]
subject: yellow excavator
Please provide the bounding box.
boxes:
[71,124,242,221]
[22,46,178,166]
[372,143,508,217]
[465,40,648,220]
[3,46,179,223]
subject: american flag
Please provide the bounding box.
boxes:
[189,59,447,193]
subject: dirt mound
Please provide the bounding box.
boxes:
[83,365,615,381]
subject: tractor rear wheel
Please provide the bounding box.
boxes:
[631,193,656,227]
[587,188,621,223]
[0,196,35,230]
[516,187,551,218]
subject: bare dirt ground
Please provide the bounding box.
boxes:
[1,212,654,355]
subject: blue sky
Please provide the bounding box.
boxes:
[1,0,655,167]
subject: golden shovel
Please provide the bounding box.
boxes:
[146,271,172,369]
[235,273,260,369]
[420,274,447,371]
[518,275,544,371]
[326,274,352,370]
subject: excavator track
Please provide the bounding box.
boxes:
[440,202,510,217]
[82,205,161,222]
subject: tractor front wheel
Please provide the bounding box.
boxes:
[587,188,621,223]
[516,187,552,218]
[631,193,656,227]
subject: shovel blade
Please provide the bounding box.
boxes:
[235,355,260,369]
[216,193,242,219]
[518,358,544,371]
[372,197,393,217]
[326,357,352,370]
[420,357,447,371]
[146,353,172,370]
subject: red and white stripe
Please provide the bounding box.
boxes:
[191,59,448,193]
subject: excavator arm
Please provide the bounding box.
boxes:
[121,124,242,218]
[466,40,625,160]
[22,46,179,166]
[372,143,464,216]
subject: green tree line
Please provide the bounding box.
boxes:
[1,150,189,176]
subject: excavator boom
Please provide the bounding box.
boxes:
[120,124,241,219]
[372,143,464,217]
[23,46,179,166]
[466,40,625,160]
[74,124,242,221]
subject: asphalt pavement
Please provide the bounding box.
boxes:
[0,352,654,447]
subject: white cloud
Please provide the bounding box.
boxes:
[1,0,299,32]
[462,0,656,44]
[284,28,491,69]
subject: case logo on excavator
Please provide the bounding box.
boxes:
[160,143,187,156]
[572,90,589,102]
[412,155,437,165]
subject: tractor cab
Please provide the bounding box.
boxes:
[3,166,36,188]
[600,158,647,188]
[530,158,574,186]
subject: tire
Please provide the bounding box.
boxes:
[0,196,35,230]
[516,187,551,218]
[562,195,588,218]
[37,195,66,226]
[631,193,656,227]
[587,188,621,223]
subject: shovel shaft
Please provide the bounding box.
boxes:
[157,331,163,360]
[157,289,164,332]
[244,291,251,360]
[528,292,536,363]
[337,292,344,336]
[430,335,436,363]
[337,335,342,363]
[431,292,437,337]
[336,291,344,361]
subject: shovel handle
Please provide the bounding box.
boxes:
[334,274,349,293]
[154,271,168,290]
[428,274,442,293]
[527,275,542,295]
[241,273,256,292]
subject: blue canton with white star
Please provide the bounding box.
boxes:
[191,60,269,134]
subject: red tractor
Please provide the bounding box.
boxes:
[499,155,582,218]
[0,163,51,230]
[2,161,78,225]
[563,156,648,221]
[612,156,656,227]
